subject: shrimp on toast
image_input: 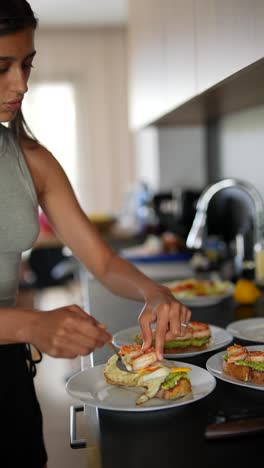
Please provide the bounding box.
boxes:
[223,345,264,384]
[133,321,211,353]
[226,344,248,363]
[104,344,192,405]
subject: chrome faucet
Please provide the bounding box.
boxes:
[186,178,264,253]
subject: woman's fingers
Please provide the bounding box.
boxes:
[166,302,182,336]
[46,333,106,358]
[59,304,112,344]
[181,307,192,333]
[154,305,170,359]
[172,304,192,336]
[138,312,154,351]
[68,304,107,329]
[67,314,112,345]
[31,305,112,358]
[138,294,192,360]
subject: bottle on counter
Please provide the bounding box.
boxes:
[254,239,264,285]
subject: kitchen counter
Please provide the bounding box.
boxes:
[75,295,264,468]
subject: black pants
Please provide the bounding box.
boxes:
[0,344,47,467]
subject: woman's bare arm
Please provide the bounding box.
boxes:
[22,144,192,358]
[0,305,112,356]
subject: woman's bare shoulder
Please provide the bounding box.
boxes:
[21,138,65,196]
[21,138,65,175]
[21,138,55,161]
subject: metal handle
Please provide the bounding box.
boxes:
[107,341,119,356]
[70,405,87,449]
[205,417,264,440]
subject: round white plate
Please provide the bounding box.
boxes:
[206,345,264,391]
[113,324,233,359]
[65,360,216,412]
[163,281,234,307]
[226,317,264,343]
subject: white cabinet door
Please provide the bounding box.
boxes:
[165,0,196,111]
[128,0,264,128]
[128,0,167,129]
[128,0,197,129]
[195,0,264,93]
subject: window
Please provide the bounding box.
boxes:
[23,81,78,189]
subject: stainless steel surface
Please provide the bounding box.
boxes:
[80,273,140,367]
[107,342,130,372]
[186,178,264,251]
[205,416,264,440]
[70,405,87,449]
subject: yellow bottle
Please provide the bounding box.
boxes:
[254,240,264,285]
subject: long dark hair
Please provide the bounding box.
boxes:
[0,1,38,143]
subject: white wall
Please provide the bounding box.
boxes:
[219,105,264,200]
[28,27,135,213]
[157,126,206,191]
[132,105,264,206]
[133,126,206,193]
[133,126,160,191]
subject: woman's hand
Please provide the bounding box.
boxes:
[26,304,112,359]
[138,286,192,360]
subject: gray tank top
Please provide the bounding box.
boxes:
[0,124,39,307]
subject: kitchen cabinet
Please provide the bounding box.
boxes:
[128,0,167,129]
[128,0,264,129]
[128,0,196,129]
[195,0,264,93]
[165,0,196,112]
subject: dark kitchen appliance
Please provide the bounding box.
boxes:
[206,188,254,259]
[152,188,202,238]
[187,179,264,263]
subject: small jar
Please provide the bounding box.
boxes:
[254,240,264,285]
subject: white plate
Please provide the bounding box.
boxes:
[163,280,234,307]
[65,360,216,412]
[206,345,264,391]
[226,318,264,343]
[113,324,233,358]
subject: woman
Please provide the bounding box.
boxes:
[0,1,191,466]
